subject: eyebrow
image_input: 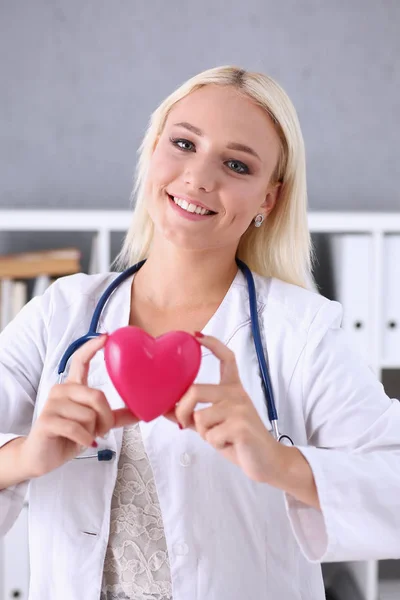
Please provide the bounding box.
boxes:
[173,121,261,162]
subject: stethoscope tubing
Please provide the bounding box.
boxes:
[57,258,293,462]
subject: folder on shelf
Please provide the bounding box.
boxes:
[330,234,372,364]
[382,234,400,366]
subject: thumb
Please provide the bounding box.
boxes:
[194,333,240,384]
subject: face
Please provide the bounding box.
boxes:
[146,84,282,254]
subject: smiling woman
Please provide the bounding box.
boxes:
[2,65,400,600]
[144,85,282,256]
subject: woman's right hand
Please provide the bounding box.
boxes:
[19,334,138,479]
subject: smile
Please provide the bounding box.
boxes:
[168,194,216,216]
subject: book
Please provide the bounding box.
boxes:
[0,248,81,279]
[11,280,28,318]
[0,248,81,330]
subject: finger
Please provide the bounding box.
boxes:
[66,334,108,385]
[193,403,227,438]
[163,408,179,424]
[42,414,96,448]
[204,421,233,450]
[48,397,97,436]
[163,409,194,432]
[194,333,240,384]
[176,384,233,429]
[50,383,114,437]
[112,407,139,429]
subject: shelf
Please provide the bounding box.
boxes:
[3,209,400,233]
[0,210,132,231]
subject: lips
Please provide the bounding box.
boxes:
[167,193,217,215]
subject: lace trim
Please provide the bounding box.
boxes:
[101,424,172,600]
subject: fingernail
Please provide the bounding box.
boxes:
[178,422,183,430]
[194,331,204,338]
[91,441,98,448]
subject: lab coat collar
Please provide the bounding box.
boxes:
[95,266,251,354]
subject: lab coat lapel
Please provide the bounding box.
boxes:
[201,267,249,347]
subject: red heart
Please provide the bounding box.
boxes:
[104,326,202,422]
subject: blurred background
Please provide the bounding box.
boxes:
[0,1,399,599]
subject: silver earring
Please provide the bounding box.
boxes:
[254,214,265,228]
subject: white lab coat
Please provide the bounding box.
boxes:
[1,269,400,600]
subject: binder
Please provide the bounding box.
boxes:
[330,234,372,365]
[382,234,400,365]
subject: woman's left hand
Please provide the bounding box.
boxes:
[175,333,285,484]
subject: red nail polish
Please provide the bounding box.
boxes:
[194,331,204,338]
[178,422,183,430]
[91,441,98,448]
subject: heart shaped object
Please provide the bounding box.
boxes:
[104,326,202,422]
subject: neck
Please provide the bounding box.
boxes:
[132,238,238,311]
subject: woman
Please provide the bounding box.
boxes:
[1,66,399,600]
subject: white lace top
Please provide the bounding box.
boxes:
[100,424,173,600]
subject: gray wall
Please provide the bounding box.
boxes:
[0,0,399,255]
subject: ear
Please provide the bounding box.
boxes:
[259,182,281,218]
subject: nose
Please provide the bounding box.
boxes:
[183,157,217,193]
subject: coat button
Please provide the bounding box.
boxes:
[180,452,192,467]
[174,542,189,556]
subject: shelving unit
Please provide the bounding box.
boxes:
[1,209,400,600]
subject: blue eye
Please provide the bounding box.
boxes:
[226,160,250,175]
[170,137,195,151]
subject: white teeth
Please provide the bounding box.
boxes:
[172,196,212,216]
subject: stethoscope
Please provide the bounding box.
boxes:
[58,258,294,462]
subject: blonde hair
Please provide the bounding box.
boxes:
[116,66,315,289]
